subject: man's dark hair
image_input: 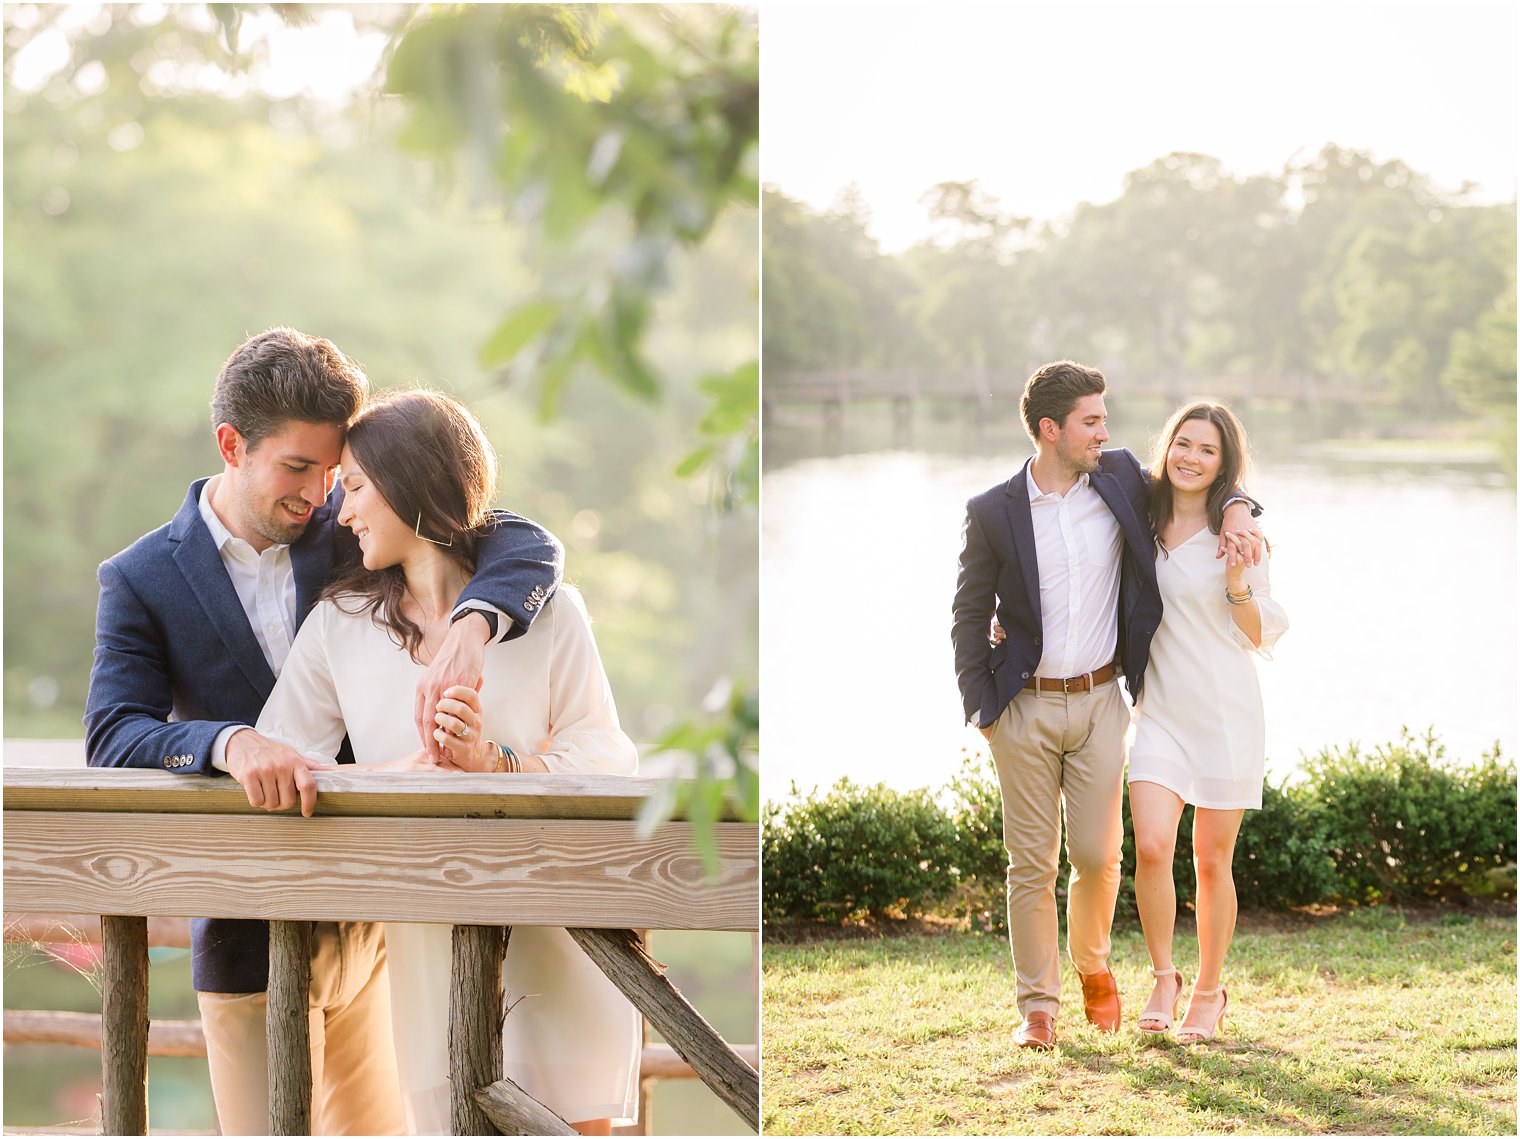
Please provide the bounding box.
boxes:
[210,327,368,449]
[1019,360,1107,442]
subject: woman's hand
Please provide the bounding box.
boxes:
[1221,531,1252,592]
[432,683,495,772]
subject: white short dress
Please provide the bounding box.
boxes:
[257,586,642,1133]
[1128,530,1288,810]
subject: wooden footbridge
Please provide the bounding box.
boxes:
[3,748,759,1136]
[763,368,1369,442]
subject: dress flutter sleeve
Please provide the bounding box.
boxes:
[1226,555,1288,659]
[533,588,638,775]
[254,602,346,764]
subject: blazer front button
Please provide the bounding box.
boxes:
[1021,671,1030,679]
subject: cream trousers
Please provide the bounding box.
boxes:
[987,681,1128,1018]
[196,920,405,1136]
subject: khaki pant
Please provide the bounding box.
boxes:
[197,921,406,1136]
[987,681,1129,1018]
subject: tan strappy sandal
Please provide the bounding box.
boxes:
[1138,965,1186,1035]
[1175,984,1229,1044]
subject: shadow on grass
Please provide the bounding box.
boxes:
[1037,1028,1514,1136]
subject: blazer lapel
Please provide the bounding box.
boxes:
[1001,462,1043,625]
[169,480,277,698]
[1089,463,1152,557]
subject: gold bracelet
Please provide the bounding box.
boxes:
[487,740,521,773]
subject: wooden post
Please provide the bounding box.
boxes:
[474,1077,577,1135]
[567,928,758,1132]
[99,914,149,1136]
[267,920,313,1136]
[451,925,508,1136]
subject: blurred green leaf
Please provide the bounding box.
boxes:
[480,300,560,368]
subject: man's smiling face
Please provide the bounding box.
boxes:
[228,419,344,550]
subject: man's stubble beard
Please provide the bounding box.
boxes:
[1056,435,1102,478]
[236,478,311,548]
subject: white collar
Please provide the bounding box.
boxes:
[1027,464,1090,503]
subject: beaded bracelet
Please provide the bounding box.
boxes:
[1225,586,1255,606]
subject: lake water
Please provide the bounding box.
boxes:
[762,430,1517,801]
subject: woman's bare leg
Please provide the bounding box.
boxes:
[1180,806,1245,1033]
[1128,780,1187,1022]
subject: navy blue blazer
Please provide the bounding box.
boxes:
[951,449,1163,729]
[84,477,563,992]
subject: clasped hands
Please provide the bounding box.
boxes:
[227,684,513,818]
[228,612,516,816]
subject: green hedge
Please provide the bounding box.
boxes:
[762,779,959,923]
[764,731,1515,928]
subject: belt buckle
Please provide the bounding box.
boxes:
[1062,674,1075,694]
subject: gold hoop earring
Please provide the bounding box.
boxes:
[415,513,454,547]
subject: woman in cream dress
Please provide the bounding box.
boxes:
[1128,401,1287,1045]
[257,390,639,1135]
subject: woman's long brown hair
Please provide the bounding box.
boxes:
[1147,401,1250,555]
[321,389,499,661]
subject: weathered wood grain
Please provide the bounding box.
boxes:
[567,928,759,1131]
[474,1078,577,1136]
[266,921,312,1136]
[3,813,758,931]
[100,915,149,1137]
[3,766,740,821]
[3,1010,205,1057]
[450,925,507,1136]
[4,913,191,948]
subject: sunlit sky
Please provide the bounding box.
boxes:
[6,3,389,101]
[761,0,1518,250]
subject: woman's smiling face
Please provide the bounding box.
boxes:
[1165,415,1224,493]
[335,444,416,570]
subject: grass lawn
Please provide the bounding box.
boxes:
[761,907,1516,1136]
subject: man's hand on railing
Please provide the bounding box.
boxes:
[225,731,327,817]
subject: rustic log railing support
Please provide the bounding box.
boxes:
[267,920,313,1136]
[100,914,149,1137]
[567,927,759,1132]
[450,924,510,1136]
[474,1078,578,1135]
[5,764,760,1137]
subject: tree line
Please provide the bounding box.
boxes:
[764,145,1515,461]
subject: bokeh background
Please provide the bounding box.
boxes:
[3,3,757,1133]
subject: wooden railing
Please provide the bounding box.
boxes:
[3,759,760,1136]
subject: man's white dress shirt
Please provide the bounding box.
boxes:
[1026,467,1123,680]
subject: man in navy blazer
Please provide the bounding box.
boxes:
[85,327,563,1134]
[951,360,1258,1051]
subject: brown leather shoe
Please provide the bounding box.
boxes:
[1079,968,1121,1032]
[1014,1010,1056,1050]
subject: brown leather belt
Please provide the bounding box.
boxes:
[1024,662,1118,694]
